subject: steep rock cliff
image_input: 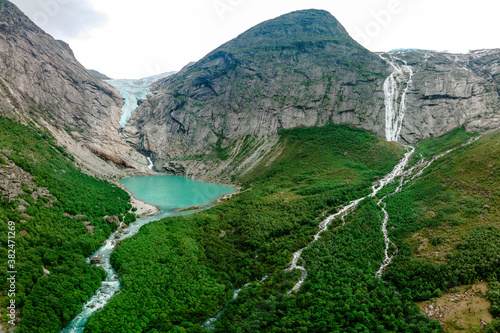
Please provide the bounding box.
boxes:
[124,10,499,180]
[124,10,390,163]
[387,49,500,143]
[0,0,150,176]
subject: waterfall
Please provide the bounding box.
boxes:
[147,157,154,170]
[380,54,414,142]
[202,275,268,330]
[284,54,484,293]
[374,135,483,276]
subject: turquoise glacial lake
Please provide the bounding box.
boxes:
[120,175,236,212]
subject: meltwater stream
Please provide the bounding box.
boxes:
[285,146,415,294]
[61,176,236,333]
[286,53,416,293]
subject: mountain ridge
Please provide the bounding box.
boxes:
[124,9,391,180]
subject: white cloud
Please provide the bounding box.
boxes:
[11,0,107,39]
[10,0,500,79]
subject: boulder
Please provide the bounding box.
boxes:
[105,215,120,225]
[90,254,103,264]
[163,161,187,176]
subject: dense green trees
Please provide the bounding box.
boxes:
[85,124,442,332]
[4,118,497,332]
[381,130,500,329]
[216,199,441,332]
[86,125,500,332]
[0,117,132,332]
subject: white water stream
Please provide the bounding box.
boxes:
[285,134,483,293]
[380,54,414,142]
[202,275,268,330]
[286,53,417,293]
[285,146,415,294]
[61,214,166,333]
[147,157,154,170]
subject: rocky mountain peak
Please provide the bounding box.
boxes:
[125,9,389,176]
[0,0,43,34]
[219,9,357,51]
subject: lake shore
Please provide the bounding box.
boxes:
[129,194,159,217]
[113,181,159,217]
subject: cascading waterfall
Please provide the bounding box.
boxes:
[285,132,483,294]
[147,157,154,170]
[373,135,484,276]
[380,54,414,142]
[202,275,268,330]
[286,54,418,293]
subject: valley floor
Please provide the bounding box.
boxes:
[1,120,499,333]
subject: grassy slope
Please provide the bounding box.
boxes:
[0,117,133,332]
[383,129,500,331]
[83,124,447,333]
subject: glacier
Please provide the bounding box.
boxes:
[106,72,175,128]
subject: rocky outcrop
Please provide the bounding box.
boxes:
[124,10,500,180]
[90,254,103,264]
[0,151,45,202]
[159,135,284,183]
[0,0,151,177]
[386,49,500,143]
[163,161,187,176]
[89,69,112,80]
[105,215,120,226]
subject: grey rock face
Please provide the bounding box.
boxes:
[2,3,498,181]
[0,0,150,176]
[89,69,112,80]
[124,10,390,161]
[124,10,499,180]
[163,161,187,176]
[385,50,500,143]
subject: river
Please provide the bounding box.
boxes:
[61,175,236,333]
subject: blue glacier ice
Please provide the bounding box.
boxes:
[106,72,175,128]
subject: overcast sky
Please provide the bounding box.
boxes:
[11,0,500,79]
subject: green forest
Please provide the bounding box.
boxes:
[84,124,438,332]
[86,126,500,332]
[0,117,134,332]
[1,118,499,333]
